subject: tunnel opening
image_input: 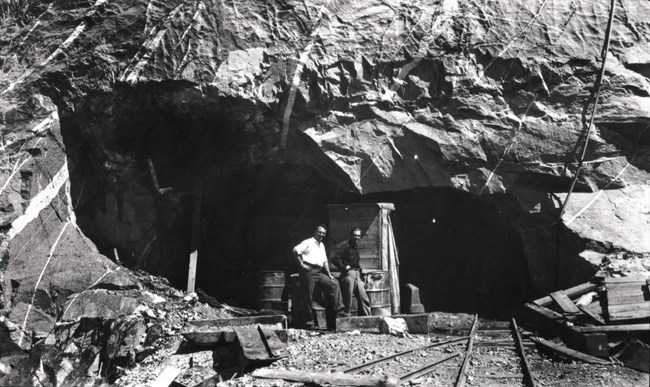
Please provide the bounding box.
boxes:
[62,84,593,321]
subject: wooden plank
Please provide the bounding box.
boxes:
[252,369,399,387]
[604,276,649,284]
[606,286,648,306]
[574,324,650,333]
[188,315,287,329]
[455,314,479,387]
[533,283,597,307]
[607,294,647,305]
[582,300,603,315]
[187,185,202,293]
[577,305,606,325]
[532,337,611,365]
[521,304,607,356]
[606,287,647,297]
[180,329,288,346]
[605,283,648,291]
[150,366,180,387]
[519,303,566,336]
[386,214,400,314]
[336,314,429,334]
[550,291,581,314]
[608,302,650,321]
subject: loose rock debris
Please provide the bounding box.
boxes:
[1,269,647,386]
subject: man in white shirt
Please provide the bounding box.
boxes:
[293,223,345,329]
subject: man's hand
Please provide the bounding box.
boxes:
[301,263,312,272]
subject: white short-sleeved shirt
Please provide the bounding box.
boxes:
[294,237,327,266]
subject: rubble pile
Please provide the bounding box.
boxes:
[0,269,234,385]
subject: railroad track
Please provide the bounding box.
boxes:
[340,315,537,386]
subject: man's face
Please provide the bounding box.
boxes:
[314,226,326,242]
[351,230,361,245]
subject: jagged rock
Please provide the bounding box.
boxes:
[0,0,648,378]
[59,291,140,323]
[93,270,142,291]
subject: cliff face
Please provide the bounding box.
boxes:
[0,0,649,360]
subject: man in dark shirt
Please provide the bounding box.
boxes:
[332,227,371,316]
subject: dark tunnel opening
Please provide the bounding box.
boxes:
[195,171,535,319]
[62,85,592,321]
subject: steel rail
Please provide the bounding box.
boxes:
[454,314,479,387]
[511,318,537,387]
[398,353,460,384]
[341,336,469,373]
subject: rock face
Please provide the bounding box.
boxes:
[0,0,649,374]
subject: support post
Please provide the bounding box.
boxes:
[187,181,202,293]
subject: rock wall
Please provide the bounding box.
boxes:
[0,0,649,370]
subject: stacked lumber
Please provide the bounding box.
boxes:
[519,274,649,373]
[603,276,650,322]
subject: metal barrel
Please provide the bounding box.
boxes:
[258,270,288,311]
[364,270,392,316]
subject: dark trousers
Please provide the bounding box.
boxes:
[339,269,371,316]
[300,269,343,329]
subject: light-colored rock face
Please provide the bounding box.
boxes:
[0,0,649,361]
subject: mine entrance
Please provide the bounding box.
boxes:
[194,176,535,318]
[64,87,544,319]
[196,164,350,308]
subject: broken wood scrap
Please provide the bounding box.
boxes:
[519,303,566,336]
[550,291,581,314]
[519,303,608,356]
[251,368,399,387]
[532,337,611,365]
[577,305,606,325]
[150,365,180,387]
[574,323,650,333]
[533,283,597,307]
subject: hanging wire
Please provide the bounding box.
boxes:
[557,0,617,219]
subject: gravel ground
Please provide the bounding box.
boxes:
[116,322,648,387]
